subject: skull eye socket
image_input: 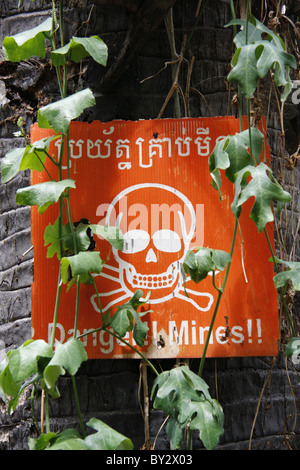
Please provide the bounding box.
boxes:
[153,230,181,253]
[123,230,150,253]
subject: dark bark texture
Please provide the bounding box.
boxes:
[0,0,299,450]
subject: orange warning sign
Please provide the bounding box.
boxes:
[31,117,279,359]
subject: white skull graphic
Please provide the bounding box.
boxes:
[105,183,196,303]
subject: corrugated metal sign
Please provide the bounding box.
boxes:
[31,117,279,359]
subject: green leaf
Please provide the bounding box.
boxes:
[47,429,89,450]
[231,163,292,231]
[2,17,52,62]
[69,222,94,253]
[226,16,296,101]
[151,366,224,450]
[84,418,134,450]
[183,248,214,284]
[0,363,21,399]
[44,218,93,260]
[7,339,53,385]
[227,19,264,48]
[43,364,65,392]
[236,128,264,165]
[61,251,103,284]
[28,432,57,451]
[90,224,124,251]
[228,44,261,98]
[16,179,76,214]
[48,437,89,450]
[151,366,209,418]
[226,16,285,49]
[110,290,150,347]
[0,360,7,403]
[43,338,87,390]
[32,424,132,452]
[273,260,300,292]
[210,249,232,271]
[208,128,263,197]
[51,36,108,67]
[38,88,96,134]
[189,399,224,450]
[166,417,184,450]
[285,337,300,360]
[228,39,296,101]
[208,138,230,197]
[20,136,60,172]
[182,247,231,284]
[44,217,63,259]
[110,306,133,338]
[1,136,59,184]
[1,147,26,183]
[256,41,295,101]
[0,340,53,401]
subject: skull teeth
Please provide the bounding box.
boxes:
[126,265,179,289]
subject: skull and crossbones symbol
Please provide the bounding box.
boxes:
[90,183,214,313]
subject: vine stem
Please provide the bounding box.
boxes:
[71,375,86,437]
[264,227,296,337]
[50,270,62,349]
[17,120,57,177]
[198,217,239,377]
[73,276,81,336]
[244,0,256,164]
[44,388,51,434]
[239,0,296,339]
[49,133,65,350]
[198,0,248,380]
[91,277,105,323]
[103,329,160,377]
[49,0,67,350]
[56,0,86,438]
[31,385,41,434]
[229,0,244,132]
[89,276,159,376]
[40,389,45,432]
[78,327,160,377]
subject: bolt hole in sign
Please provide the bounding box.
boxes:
[31,117,279,359]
